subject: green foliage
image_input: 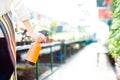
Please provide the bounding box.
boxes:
[107,0,120,57]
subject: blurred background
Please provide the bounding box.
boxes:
[15,0,112,44]
[15,0,115,80]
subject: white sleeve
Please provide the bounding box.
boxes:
[13,0,30,21]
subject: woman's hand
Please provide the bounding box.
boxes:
[22,20,46,43]
[30,32,46,43]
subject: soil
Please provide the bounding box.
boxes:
[17,65,50,80]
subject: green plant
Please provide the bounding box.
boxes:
[107,0,120,58]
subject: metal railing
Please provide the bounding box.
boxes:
[16,39,89,80]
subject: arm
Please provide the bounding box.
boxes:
[13,0,46,42]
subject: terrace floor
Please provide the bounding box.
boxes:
[39,42,117,80]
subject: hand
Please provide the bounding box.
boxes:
[22,20,46,43]
[30,32,46,43]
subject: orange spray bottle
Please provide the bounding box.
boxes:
[25,41,41,65]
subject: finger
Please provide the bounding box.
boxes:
[37,36,45,43]
[43,37,47,42]
[37,37,42,42]
[40,35,46,42]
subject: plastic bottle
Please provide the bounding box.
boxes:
[25,42,41,65]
